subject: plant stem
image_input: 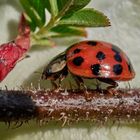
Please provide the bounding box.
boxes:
[0,89,140,125]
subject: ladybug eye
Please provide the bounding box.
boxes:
[46,69,52,76]
[42,68,52,78]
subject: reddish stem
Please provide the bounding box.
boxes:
[0,88,140,125]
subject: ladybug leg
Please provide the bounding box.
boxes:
[51,80,58,89]
[49,75,61,90]
[71,75,83,89]
[52,78,64,91]
[54,66,68,91]
[97,78,118,94]
[97,78,118,88]
[77,77,87,91]
[72,75,91,101]
[95,79,102,91]
[58,66,68,87]
[72,75,87,91]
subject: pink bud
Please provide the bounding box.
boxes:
[0,13,30,81]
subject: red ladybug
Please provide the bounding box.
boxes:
[42,40,135,91]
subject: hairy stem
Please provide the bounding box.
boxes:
[0,89,140,125]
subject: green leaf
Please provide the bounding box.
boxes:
[24,14,36,31]
[41,0,51,13]
[49,0,58,17]
[28,0,46,24]
[50,25,87,37]
[42,0,90,17]
[20,0,45,30]
[32,38,55,47]
[20,0,37,30]
[57,0,90,15]
[59,8,110,27]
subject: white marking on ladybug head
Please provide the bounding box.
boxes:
[51,60,66,73]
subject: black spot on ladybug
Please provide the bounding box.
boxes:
[72,56,84,66]
[73,48,81,54]
[91,64,101,75]
[112,45,122,54]
[113,64,123,75]
[87,41,97,46]
[114,53,122,62]
[96,51,105,60]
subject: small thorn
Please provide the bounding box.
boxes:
[37,80,41,90]
[62,116,68,127]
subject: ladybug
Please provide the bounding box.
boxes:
[42,40,135,92]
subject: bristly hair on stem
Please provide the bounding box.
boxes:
[0,88,140,127]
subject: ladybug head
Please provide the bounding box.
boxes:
[42,52,67,80]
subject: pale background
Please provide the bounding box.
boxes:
[0,0,140,140]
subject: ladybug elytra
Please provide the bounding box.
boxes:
[42,40,135,91]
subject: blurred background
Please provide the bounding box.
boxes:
[0,0,140,140]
